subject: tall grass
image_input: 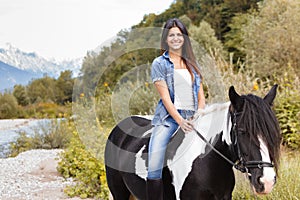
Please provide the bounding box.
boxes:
[233,150,300,199]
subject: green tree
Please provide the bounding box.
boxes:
[55,70,74,104]
[224,13,250,63]
[80,28,158,98]
[0,93,18,119]
[241,0,300,76]
[199,0,224,40]
[199,0,262,42]
[182,0,202,23]
[13,84,29,106]
[189,20,225,56]
[223,0,260,13]
[135,1,186,28]
[27,76,56,103]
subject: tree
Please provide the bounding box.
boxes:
[199,0,224,40]
[13,85,29,106]
[224,13,250,63]
[189,20,226,57]
[55,70,74,104]
[0,93,18,119]
[27,76,56,103]
[241,0,300,76]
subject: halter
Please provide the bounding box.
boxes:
[194,111,274,174]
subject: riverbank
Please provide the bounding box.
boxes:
[0,149,91,200]
[0,118,53,158]
[0,119,32,131]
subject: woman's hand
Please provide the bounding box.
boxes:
[179,118,194,133]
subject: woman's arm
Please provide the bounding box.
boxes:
[154,80,183,124]
[198,83,206,109]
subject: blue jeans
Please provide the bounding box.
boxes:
[147,110,195,179]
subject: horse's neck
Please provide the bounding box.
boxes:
[193,101,232,146]
[166,102,232,199]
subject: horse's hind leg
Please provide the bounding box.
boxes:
[106,166,131,200]
[110,189,131,200]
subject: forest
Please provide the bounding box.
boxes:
[1,0,299,199]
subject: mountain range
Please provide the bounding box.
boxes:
[0,43,82,92]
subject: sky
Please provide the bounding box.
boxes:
[0,0,174,60]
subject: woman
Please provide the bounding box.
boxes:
[147,18,206,199]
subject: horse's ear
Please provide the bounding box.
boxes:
[229,86,243,110]
[263,84,278,106]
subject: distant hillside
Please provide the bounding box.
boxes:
[0,44,82,77]
[0,61,40,92]
[0,43,82,91]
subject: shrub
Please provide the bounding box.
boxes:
[0,93,19,119]
[110,80,159,123]
[57,134,109,199]
[9,119,73,157]
[274,69,300,150]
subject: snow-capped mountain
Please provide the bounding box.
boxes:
[0,61,39,92]
[0,43,82,77]
[0,43,83,91]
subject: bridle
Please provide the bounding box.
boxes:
[193,111,274,174]
[230,112,274,173]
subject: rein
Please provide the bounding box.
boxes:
[193,111,274,174]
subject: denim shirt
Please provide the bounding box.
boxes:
[151,51,202,126]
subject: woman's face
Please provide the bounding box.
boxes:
[166,27,184,52]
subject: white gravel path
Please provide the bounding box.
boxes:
[0,149,87,200]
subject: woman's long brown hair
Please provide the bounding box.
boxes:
[160,18,202,81]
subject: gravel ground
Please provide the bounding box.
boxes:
[0,149,89,200]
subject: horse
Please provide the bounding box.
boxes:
[105,85,281,200]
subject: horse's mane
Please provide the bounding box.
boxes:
[239,94,281,172]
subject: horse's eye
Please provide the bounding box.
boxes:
[238,129,246,134]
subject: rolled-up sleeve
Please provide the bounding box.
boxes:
[151,58,165,83]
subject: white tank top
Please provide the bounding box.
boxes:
[174,69,195,110]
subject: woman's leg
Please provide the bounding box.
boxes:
[147,119,178,200]
[147,121,179,179]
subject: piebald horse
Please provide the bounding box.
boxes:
[105,85,281,199]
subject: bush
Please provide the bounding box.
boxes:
[57,134,109,199]
[110,80,159,123]
[276,94,300,150]
[9,119,73,157]
[0,93,19,119]
[274,69,300,150]
[23,102,71,118]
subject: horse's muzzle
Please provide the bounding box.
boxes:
[252,175,276,195]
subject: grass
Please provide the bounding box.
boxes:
[232,150,300,200]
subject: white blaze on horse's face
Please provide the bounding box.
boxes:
[255,137,276,194]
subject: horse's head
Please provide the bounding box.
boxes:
[229,85,281,195]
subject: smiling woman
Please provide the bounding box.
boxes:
[0,0,174,60]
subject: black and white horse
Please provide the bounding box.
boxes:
[105,85,281,200]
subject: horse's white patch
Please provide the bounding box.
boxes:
[134,115,154,121]
[258,137,276,193]
[167,102,232,199]
[135,145,148,180]
[141,127,153,138]
[133,103,232,199]
[193,102,232,146]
